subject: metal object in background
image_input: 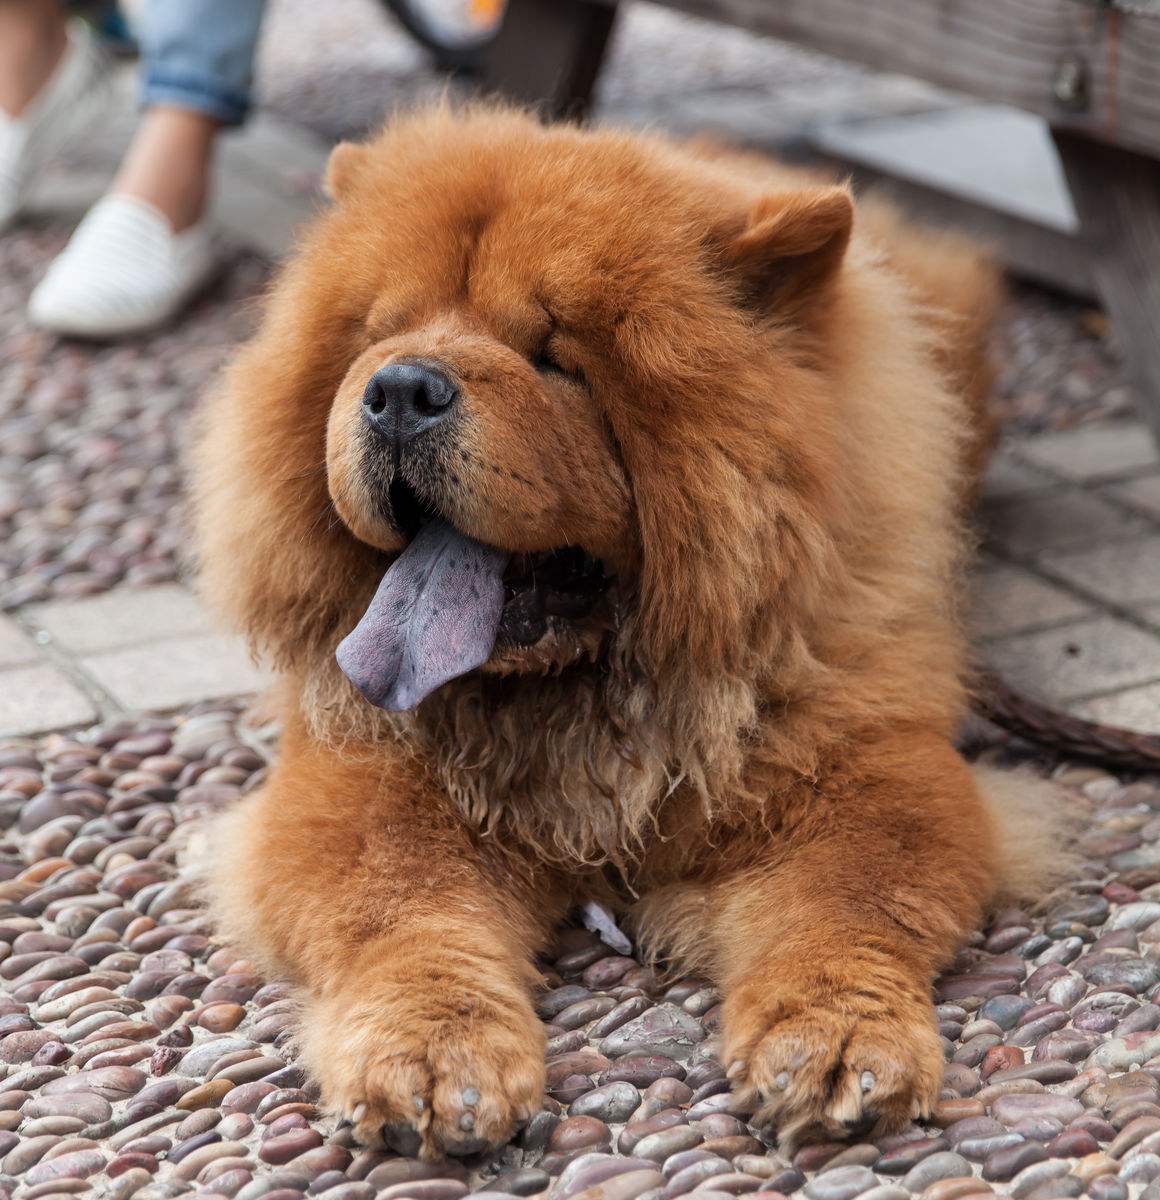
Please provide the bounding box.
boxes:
[381,0,506,71]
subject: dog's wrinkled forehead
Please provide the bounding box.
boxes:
[351,149,703,349]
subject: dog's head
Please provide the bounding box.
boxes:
[195,107,851,714]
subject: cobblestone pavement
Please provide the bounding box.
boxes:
[0,3,1159,1198]
[0,722,1157,1200]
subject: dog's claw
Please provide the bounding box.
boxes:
[860,1070,876,1094]
[350,1102,366,1124]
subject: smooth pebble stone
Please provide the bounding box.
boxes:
[22,1149,106,1186]
[5,1134,59,1173]
[168,1130,222,1163]
[661,1159,732,1198]
[932,1100,985,1127]
[1089,1177,1128,1200]
[601,1057,686,1088]
[259,1130,324,1165]
[599,1006,705,1059]
[662,1150,723,1180]
[199,1004,245,1033]
[376,1183,468,1200]
[982,1141,1048,1182]
[550,1117,613,1154]
[311,1187,374,1200]
[557,1156,661,1199]
[1046,977,1087,1008]
[218,1113,254,1140]
[174,1144,252,1181]
[1047,1129,1099,1157]
[364,1160,468,1188]
[992,1095,1083,1126]
[875,1137,950,1174]
[223,1082,278,1113]
[21,1116,86,1137]
[819,1145,881,1171]
[802,1166,879,1200]
[901,1151,973,1192]
[1007,1158,1071,1198]
[697,1173,764,1194]
[620,1110,688,1154]
[176,1108,222,1138]
[572,1083,643,1123]
[489,1168,550,1196]
[41,1066,144,1100]
[980,1046,1023,1078]
[107,1151,159,1177]
[176,1079,235,1109]
[23,1093,112,1124]
[923,1180,994,1200]
[634,1127,704,1162]
[1121,1153,1160,1183]
[979,997,1034,1030]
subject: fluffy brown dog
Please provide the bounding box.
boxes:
[193,104,1057,1157]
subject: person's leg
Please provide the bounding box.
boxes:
[0,0,68,118]
[112,105,216,234]
[28,0,265,336]
[0,1,108,232]
[119,0,265,231]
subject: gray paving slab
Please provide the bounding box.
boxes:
[979,488,1151,557]
[0,617,40,668]
[983,615,1160,704]
[1072,682,1160,735]
[1012,422,1160,484]
[1106,474,1160,522]
[812,105,1077,232]
[1040,535,1160,615]
[969,559,1091,640]
[25,585,213,656]
[79,633,267,712]
[0,664,96,737]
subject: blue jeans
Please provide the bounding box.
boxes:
[136,0,266,127]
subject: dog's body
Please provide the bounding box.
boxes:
[193,106,1053,1156]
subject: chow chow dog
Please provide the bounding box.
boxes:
[193,105,1059,1157]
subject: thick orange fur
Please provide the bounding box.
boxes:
[192,104,1058,1156]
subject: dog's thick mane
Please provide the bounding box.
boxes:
[195,106,1001,876]
[295,622,759,873]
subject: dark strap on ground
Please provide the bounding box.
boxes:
[975,670,1160,770]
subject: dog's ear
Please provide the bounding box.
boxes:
[714,187,853,316]
[324,141,370,201]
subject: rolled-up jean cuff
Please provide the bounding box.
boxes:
[141,74,250,126]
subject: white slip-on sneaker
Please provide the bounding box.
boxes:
[28,193,217,338]
[0,21,111,231]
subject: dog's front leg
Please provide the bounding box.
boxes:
[205,720,567,1158]
[710,731,997,1149]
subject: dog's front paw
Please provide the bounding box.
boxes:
[301,967,545,1159]
[724,975,943,1151]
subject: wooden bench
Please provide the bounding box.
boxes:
[480,0,1160,446]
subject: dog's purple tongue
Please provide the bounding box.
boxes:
[337,519,509,711]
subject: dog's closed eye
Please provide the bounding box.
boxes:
[533,342,584,384]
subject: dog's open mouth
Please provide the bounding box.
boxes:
[336,476,611,711]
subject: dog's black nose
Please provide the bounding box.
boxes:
[362,362,458,443]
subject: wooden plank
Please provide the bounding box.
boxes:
[481,0,618,118]
[582,0,1160,161]
[806,149,1096,300]
[1053,130,1160,448]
